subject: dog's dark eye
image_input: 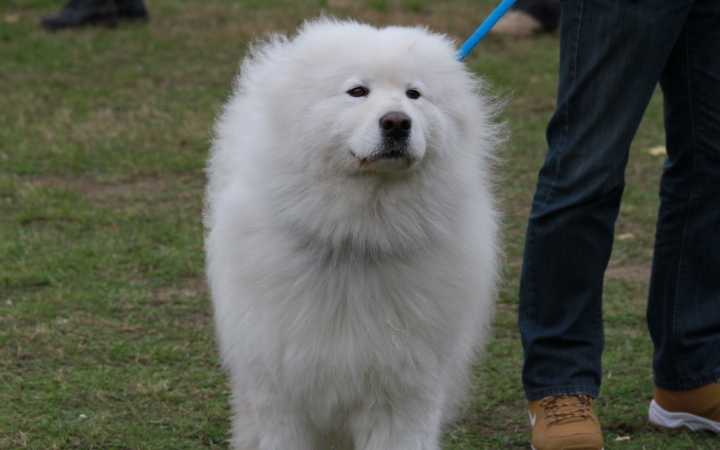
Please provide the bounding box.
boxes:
[347,86,369,97]
[406,89,421,100]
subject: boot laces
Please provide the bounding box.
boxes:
[540,394,596,428]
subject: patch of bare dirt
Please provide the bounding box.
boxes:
[154,277,208,304]
[506,257,651,281]
[21,174,204,207]
[604,262,651,281]
[25,174,160,197]
[496,302,518,314]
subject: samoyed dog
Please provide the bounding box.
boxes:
[205,18,502,450]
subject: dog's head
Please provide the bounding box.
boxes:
[240,19,487,177]
[210,19,500,252]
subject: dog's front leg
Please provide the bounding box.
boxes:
[226,383,320,449]
[349,400,444,450]
[252,407,319,450]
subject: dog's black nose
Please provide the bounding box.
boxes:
[379,112,411,140]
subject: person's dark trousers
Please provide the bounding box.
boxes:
[518,0,720,401]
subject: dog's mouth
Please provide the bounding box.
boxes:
[350,139,418,167]
[351,140,418,171]
[378,148,407,159]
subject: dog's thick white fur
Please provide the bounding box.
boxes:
[205,18,502,450]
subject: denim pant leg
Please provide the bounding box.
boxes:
[519,0,692,400]
[648,0,720,391]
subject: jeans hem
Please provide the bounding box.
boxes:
[525,385,600,401]
[654,370,720,391]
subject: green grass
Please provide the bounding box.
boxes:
[1,0,717,448]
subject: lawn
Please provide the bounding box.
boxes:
[1,0,716,448]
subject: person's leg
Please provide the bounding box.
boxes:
[648,0,720,392]
[519,0,693,401]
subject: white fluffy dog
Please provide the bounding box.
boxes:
[205,18,502,450]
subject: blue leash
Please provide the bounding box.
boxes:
[456,0,517,61]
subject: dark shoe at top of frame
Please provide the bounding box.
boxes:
[115,0,148,20]
[649,380,720,434]
[41,0,147,29]
[528,395,605,450]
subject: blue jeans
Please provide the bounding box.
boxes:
[518,0,720,399]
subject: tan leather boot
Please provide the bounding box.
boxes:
[528,395,604,450]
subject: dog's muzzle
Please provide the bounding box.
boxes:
[380,111,411,141]
[377,111,411,159]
